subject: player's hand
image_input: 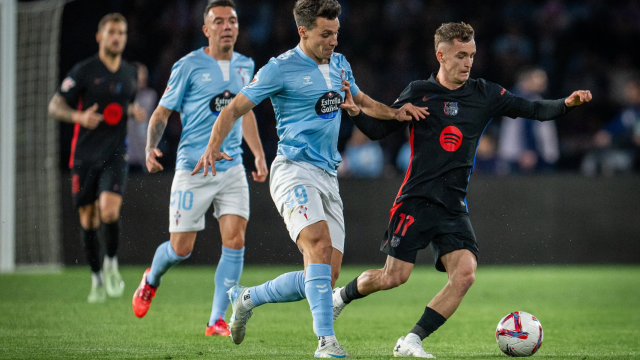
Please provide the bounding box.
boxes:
[395,102,429,122]
[75,103,103,129]
[339,80,361,116]
[191,147,233,176]
[131,103,147,122]
[146,148,164,173]
[565,90,592,107]
[252,156,268,182]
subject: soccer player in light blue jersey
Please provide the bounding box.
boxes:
[192,0,426,356]
[131,0,268,338]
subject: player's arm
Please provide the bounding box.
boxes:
[241,110,268,182]
[192,93,257,176]
[145,105,172,173]
[498,88,592,121]
[340,81,405,140]
[352,90,428,122]
[48,93,103,129]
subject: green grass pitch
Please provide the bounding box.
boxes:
[1,265,639,359]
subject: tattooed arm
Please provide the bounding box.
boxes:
[145,105,172,173]
[48,93,103,129]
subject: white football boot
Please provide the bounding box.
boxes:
[393,334,435,358]
[87,272,106,303]
[227,285,254,345]
[314,335,351,358]
[332,287,347,321]
[103,257,124,297]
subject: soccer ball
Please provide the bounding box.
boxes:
[495,311,543,357]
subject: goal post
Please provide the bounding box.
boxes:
[0,0,17,274]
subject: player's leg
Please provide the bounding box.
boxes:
[98,191,124,297]
[394,248,476,359]
[98,155,128,297]
[132,171,212,318]
[333,255,413,319]
[74,165,105,303]
[206,214,246,336]
[78,200,104,303]
[206,165,249,335]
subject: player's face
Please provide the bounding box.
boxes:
[203,6,239,52]
[439,39,476,85]
[97,21,127,57]
[304,18,339,61]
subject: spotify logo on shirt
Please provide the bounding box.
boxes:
[315,91,343,119]
[210,90,236,115]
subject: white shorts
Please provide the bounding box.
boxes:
[269,156,345,253]
[169,165,249,233]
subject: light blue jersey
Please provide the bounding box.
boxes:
[241,45,360,175]
[160,48,254,172]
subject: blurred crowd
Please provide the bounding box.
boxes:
[57,0,640,177]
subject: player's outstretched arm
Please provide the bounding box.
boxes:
[48,93,103,129]
[145,105,172,173]
[352,90,428,122]
[340,80,404,140]
[192,93,257,176]
[499,89,592,121]
[241,110,268,182]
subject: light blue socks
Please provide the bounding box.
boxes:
[209,246,245,325]
[249,270,306,307]
[305,264,334,337]
[146,240,190,287]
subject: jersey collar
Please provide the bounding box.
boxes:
[200,47,237,63]
[295,45,325,66]
[428,73,469,93]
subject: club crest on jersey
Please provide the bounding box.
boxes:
[209,90,236,114]
[444,101,459,116]
[315,91,343,119]
[390,235,401,248]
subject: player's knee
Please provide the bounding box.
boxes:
[99,209,120,223]
[222,233,245,250]
[172,242,193,258]
[451,269,475,293]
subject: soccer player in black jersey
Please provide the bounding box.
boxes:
[48,13,145,303]
[333,22,592,357]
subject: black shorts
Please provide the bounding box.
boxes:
[71,153,128,209]
[380,198,479,272]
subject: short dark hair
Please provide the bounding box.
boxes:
[293,0,341,30]
[434,22,475,52]
[98,13,127,32]
[204,0,236,21]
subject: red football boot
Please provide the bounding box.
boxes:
[205,317,231,337]
[132,268,157,318]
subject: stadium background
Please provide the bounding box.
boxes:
[4,0,640,268]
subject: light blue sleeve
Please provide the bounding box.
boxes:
[342,56,360,97]
[159,60,190,112]
[240,59,283,105]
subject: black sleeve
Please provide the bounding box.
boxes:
[347,81,416,140]
[491,84,574,121]
[348,110,405,140]
[57,63,85,108]
[129,65,138,103]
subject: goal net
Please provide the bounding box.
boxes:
[13,0,66,269]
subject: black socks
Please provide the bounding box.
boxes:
[411,307,447,340]
[102,221,119,258]
[81,228,101,273]
[340,276,368,304]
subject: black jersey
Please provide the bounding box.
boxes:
[352,73,573,214]
[58,54,137,167]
